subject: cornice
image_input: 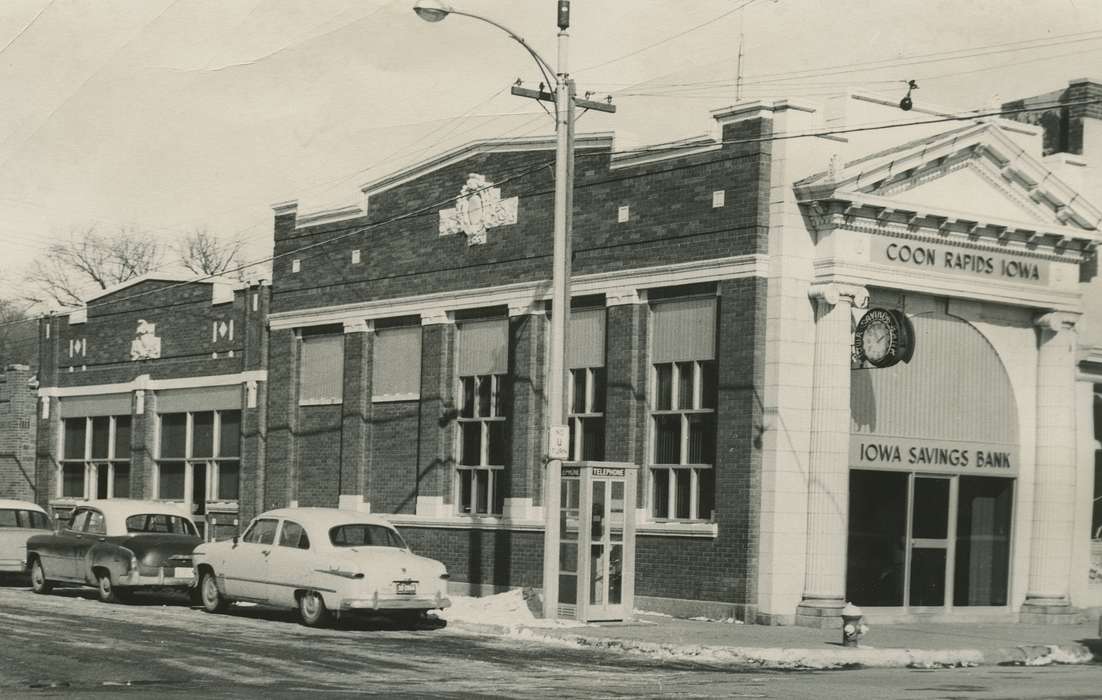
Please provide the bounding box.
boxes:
[38,370,268,398]
[269,254,768,331]
[359,132,615,201]
[811,191,1101,257]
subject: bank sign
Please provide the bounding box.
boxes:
[873,240,1048,285]
[849,436,1019,477]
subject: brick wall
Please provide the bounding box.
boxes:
[1002,79,1102,156]
[368,401,419,514]
[34,281,270,525]
[0,366,38,501]
[400,526,543,590]
[270,118,773,315]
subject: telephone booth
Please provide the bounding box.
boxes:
[555,461,637,622]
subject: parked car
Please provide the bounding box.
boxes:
[0,500,53,579]
[193,507,451,626]
[26,499,201,603]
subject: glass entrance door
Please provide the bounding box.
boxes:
[586,478,625,621]
[847,470,1013,611]
[908,476,954,608]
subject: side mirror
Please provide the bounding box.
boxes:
[231,536,238,546]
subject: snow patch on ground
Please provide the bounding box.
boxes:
[1022,644,1094,666]
[501,631,986,670]
[435,589,584,629]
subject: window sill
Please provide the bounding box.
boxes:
[636,521,718,538]
[299,399,342,407]
[372,394,420,403]
[386,513,544,532]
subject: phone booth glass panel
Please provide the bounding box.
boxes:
[556,461,636,622]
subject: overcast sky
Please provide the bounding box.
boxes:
[1,0,1100,301]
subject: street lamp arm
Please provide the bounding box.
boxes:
[444,9,557,79]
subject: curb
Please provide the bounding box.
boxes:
[444,621,1097,670]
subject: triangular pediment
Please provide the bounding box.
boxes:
[866,157,1059,225]
[796,122,1102,233]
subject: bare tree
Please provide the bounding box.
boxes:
[0,299,37,367]
[175,227,245,279]
[22,226,163,307]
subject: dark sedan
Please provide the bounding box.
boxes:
[26,499,201,603]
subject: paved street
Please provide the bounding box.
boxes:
[0,584,1098,699]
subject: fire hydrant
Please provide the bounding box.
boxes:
[841,602,868,647]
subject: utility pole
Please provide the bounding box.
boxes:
[509,1,614,620]
[414,0,615,621]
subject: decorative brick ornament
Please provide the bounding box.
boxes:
[129,319,161,360]
[439,173,518,245]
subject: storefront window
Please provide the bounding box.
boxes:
[157,409,242,507]
[58,416,131,499]
[847,470,1013,608]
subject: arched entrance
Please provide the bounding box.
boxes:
[847,308,1018,610]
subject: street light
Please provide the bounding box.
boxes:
[413,0,576,620]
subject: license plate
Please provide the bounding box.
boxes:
[395,581,417,595]
[170,567,193,579]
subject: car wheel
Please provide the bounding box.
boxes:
[30,559,51,595]
[96,571,121,604]
[199,570,228,613]
[298,590,330,627]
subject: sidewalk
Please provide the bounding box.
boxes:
[438,592,1101,670]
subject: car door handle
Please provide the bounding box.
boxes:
[261,550,271,556]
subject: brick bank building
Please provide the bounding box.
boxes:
[258,88,1102,626]
[30,88,1102,626]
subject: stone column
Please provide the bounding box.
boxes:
[796,282,867,628]
[1022,311,1080,622]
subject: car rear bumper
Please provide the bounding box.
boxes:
[340,591,451,611]
[120,568,195,589]
[0,559,27,573]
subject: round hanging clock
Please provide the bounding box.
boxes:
[853,308,915,368]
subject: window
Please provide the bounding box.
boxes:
[330,524,407,548]
[84,510,106,535]
[243,518,278,545]
[69,510,90,532]
[568,308,607,461]
[300,332,344,404]
[59,415,131,500]
[125,514,197,536]
[649,298,717,521]
[278,521,311,549]
[156,409,241,503]
[373,324,422,400]
[455,319,509,516]
[0,509,50,529]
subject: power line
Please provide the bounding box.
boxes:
[7,96,1099,332]
[576,0,762,73]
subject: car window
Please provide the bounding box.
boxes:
[243,518,278,545]
[0,510,17,527]
[278,521,310,550]
[329,524,407,549]
[84,511,106,535]
[125,514,198,536]
[20,510,51,530]
[69,511,90,532]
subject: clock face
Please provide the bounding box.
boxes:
[855,309,905,368]
[860,318,893,362]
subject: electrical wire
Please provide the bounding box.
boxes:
[2,95,1098,334]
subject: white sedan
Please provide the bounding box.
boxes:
[192,507,451,627]
[0,500,52,577]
